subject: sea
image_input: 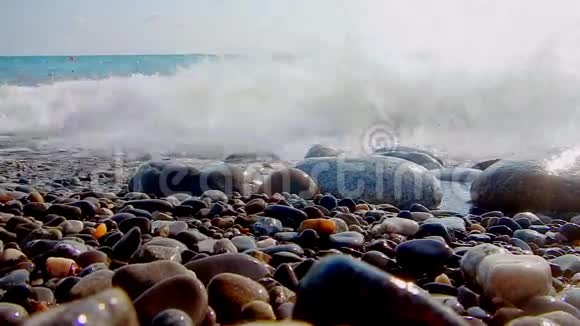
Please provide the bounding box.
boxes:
[0,55,227,86]
[1,54,580,164]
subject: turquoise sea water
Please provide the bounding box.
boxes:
[0,54,220,85]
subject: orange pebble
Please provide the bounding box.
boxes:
[299,218,336,236]
[46,257,78,278]
[28,192,45,203]
[0,193,15,203]
[355,204,370,211]
[93,223,107,239]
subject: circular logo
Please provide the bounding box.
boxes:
[361,124,399,154]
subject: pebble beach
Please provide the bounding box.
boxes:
[1,143,580,326]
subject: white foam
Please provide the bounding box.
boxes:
[2,2,580,161]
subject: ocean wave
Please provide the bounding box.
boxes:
[1,54,580,161]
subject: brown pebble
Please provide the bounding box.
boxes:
[75,250,108,268]
[28,192,44,203]
[241,301,276,321]
[133,274,208,325]
[207,273,269,324]
[185,253,272,285]
[298,219,336,236]
[492,307,525,325]
[46,257,79,278]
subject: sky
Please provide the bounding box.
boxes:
[0,0,353,55]
[1,0,580,69]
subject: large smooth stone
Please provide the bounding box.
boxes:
[395,239,453,276]
[521,296,580,319]
[513,212,542,223]
[111,226,141,263]
[207,273,269,324]
[224,152,280,163]
[133,274,208,325]
[476,254,552,305]
[0,303,28,326]
[263,205,308,229]
[471,160,580,212]
[132,245,181,263]
[376,151,443,170]
[371,217,419,236]
[112,260,190,300]
[257,168,318,199]
[296,156,442,209]
[557,288,580,310]
[513,229,547,246]
[539,311,580,326]
[23,288,138,326]
[460,244,509,286]
[304,144,342,159]
[0,269,29,289]
[559,223,580,241]
[128,161,245,197]
[550,254,580,276]
[69,269,114,300]
[184,253,272,285]
[328,231,364,249]
[432,168,482,183]
[151,309,194,326]
[293,255,468,326]
[231,236,257,252]
[374,146,444,164]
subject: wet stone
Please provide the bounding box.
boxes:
[261,244,304,257]
[207,273,269,324]
[328,231,364,249]
[23,288,138,326]
[231,235,257,252]
[293,255,468,326]
[132,244,181,263]
[69,269,114,300]
[134,274,208,325]
[0,303,29,326]
[185,253,272,285]
[263,205,308,229]
[395,239,453,276]
[253,217,283,236]
[151,309,194,326]
[111,226,142,263]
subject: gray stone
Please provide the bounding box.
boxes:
[253,217,283,236]
[377,151,443,170]
[293,255,468,326]
[513,229,547,246]
[69,270,114,300]
[304,144,342,159]
[424,216,467,233]
[23,289,138,326]
[471,160,580,212]
[296,156,442,209]
[128,161,245,197]
[551,254,580,275]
